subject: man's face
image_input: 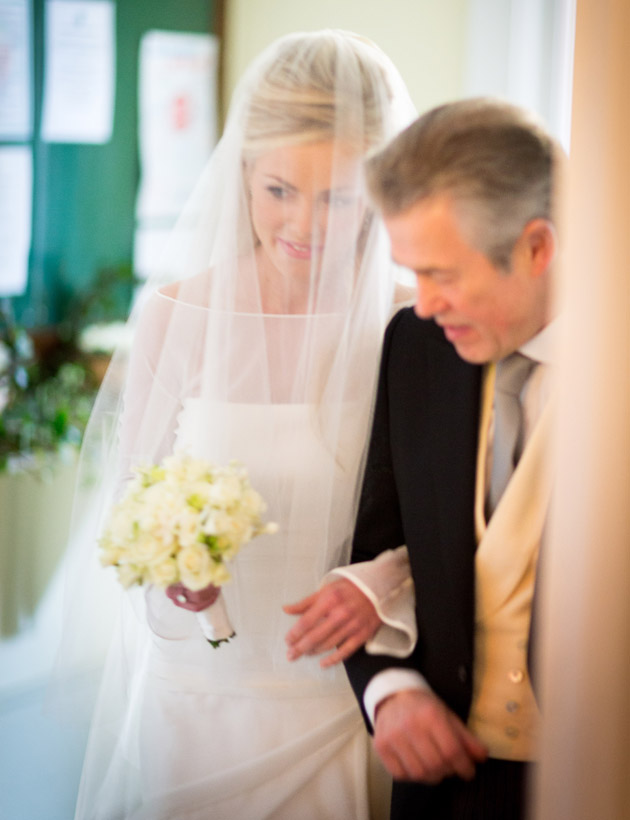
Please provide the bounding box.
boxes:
[384,193,551,363]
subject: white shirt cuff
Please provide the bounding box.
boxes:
[363,668,432,728]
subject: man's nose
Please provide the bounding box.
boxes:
[414,275,447,319]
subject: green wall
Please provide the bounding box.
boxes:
[12,0,216,327]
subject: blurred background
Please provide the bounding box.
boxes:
[4,2,627,820]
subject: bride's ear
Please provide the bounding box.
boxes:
[355,208,373,256]
[242,158,253,193]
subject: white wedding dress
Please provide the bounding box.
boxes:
[119,399,391,820]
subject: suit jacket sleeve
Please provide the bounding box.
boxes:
[344,307,482,728]
[344,309,425,721]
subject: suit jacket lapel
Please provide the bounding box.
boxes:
[426,332,481,640]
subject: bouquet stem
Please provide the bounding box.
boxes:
[196,594,235,648]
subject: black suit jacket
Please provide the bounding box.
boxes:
[345,306,484,725]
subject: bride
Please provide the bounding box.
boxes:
[63,30,416,819]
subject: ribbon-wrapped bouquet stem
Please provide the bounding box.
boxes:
[99,453,277,645]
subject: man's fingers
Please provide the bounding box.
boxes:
[373,689,488,785]
[375,724,445,783]
[458,720,489,765]
[432,725,476,782]
[374,735,414,781]
[422,707,483,782]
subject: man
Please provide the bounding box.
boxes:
[287,98,560,819]
[345,98,560,818]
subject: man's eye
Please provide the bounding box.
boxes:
[328,192,355,207]
[433,271,456,285]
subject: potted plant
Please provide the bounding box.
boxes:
[63,261,139,380]
[0,302,99,636]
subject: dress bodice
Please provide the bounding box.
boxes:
[146,398,364,695]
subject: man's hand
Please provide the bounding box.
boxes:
[373,689,487,784]
[283,578,381,667]
[166,582,220,612]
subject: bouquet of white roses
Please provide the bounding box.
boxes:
[99,452,277,645]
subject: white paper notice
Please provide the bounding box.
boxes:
[41,0,115,144]
[0,146,32,296]
[0,0,32,139]
[135,31,218,222]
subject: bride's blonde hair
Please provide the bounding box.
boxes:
[241,31,394,159]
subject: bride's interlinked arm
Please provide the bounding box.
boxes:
[284,287,418,667]
[284,545,416,666]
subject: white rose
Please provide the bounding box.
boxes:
[138,485,182,545]
[207,475,243,508]
[216,544,239,563]
[125,533,173,567]
[117,563,144,588]
[239,487,266,518]
[226,516,253,546]
[148,558,179,587]
[208,561,232,586]
[201,509,232,537]
[176,507,202,547]
[104,504,137,545]
[182,458,213,483]
[177,543,214,591]
[162,454,189,484]
[99,546,123,567]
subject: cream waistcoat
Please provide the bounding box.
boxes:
[467,364,553,761]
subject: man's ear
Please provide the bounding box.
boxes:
[519,218,557,278]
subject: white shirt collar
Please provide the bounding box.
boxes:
[519,316,560,366]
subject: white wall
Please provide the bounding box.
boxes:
[464,0,575,147]
[222,0,575,147]
[222,0,470,120]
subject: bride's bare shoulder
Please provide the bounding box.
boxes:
[158,269,212,304]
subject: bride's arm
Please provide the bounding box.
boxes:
[115,292,195,630]
[284,546,416,667]
[115,292,182,486]
[284,287,418,667]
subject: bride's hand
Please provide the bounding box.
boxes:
[283,579,381,668]
[166,582,220,612]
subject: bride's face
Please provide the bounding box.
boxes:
[247,140,366,283]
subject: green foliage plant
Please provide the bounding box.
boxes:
[0,301,98,477]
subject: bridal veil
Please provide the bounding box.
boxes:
[53,29,416,818]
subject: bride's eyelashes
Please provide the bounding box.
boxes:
[266,184,291,200]
[264,185,357,208]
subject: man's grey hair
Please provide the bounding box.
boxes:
[365,97,561,269]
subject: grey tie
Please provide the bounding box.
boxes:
[487,352,536,515]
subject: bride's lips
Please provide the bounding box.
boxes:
[277,237,321,260]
